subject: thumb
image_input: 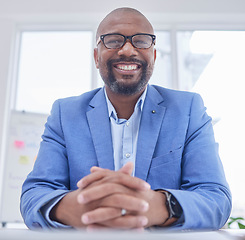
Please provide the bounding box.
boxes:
[119,162,134,175]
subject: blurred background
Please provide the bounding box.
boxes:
[0,0,245,227]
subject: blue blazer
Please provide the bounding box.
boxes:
[21,85,231,229]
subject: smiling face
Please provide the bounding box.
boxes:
[94,8,156,96]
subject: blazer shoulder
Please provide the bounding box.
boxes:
[54,88,102,111]
[150,85,198,103]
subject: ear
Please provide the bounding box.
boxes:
[153,48,156,63]
[94,48,99,69]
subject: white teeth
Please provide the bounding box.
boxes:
[117,65,137,70]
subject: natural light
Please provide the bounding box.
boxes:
[16,31,93,114]
[188,31,245,217]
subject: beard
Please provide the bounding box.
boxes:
[101,58,153,96]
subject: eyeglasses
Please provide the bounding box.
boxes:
[97,33,156,49]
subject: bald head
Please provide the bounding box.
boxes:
[96,8,154,41]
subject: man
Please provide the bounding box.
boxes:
[20,7,231,230]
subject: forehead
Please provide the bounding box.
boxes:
[98,12,154,36]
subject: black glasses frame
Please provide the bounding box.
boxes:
[97,33,156,49]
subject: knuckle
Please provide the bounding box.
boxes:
[120,216,140,228]
[111,194,123,205]
[109,207,120,216]
[102,183,116,193]
[117,174,124,182]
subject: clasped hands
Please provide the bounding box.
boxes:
[50,162,168,230]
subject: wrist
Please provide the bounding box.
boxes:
[50,195,68,224]
[156,190,183,227]
[50,190,86,228]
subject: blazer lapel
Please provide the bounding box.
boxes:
[135,86,166,181]
[86,89,114,170]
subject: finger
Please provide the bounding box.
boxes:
[118,162,134,175]
[82,207,148,229]
[99,194,149,213]
[78,162,135,188]
[78,182,149,204]
[77,168,118,188]
[78,168,114,188]
[77,171,150,191]
[77,183,126,204]
[91,162,134,174]
[77,170,108,188]
[98,215,148,229]
[82,207,120,225]
[90,166,102,173]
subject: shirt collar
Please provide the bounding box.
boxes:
[104,86,148,120]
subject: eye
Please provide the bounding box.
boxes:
[133,35,152,48]
[134,39,148,45]
[107,39,122,44]
[104,35,124,48]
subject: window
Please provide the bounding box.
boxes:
[16,31,93,114]
[177,31,245,216]
[150,31,172,88]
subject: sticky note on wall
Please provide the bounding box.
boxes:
[19,155,29,165]
[14,140,25,149]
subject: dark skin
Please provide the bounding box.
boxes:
[102,90,142,120]
[51,163,153,229]
[94,8,156,119]
[50,8,177,230]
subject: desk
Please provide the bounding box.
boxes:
[0,229,244,240]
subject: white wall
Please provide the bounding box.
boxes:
[1,0,245,183]
[0,19,16,170]
[1,0,245,16]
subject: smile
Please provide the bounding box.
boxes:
[114,63,141,71]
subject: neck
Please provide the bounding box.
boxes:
[105,86,146,120]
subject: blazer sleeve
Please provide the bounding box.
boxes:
[20,100,70,229]
[166,93,232,229]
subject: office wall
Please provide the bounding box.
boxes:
[1,0,245,199]
[1,0,245,16]
[0,19,16,172]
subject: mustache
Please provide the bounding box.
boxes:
[107,58,146,66]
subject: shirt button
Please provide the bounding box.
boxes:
[126,121,130,126]
[125,153,131,158]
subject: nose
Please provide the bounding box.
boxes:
[117,41,138,57]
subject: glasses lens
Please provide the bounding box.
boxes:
[103,34,125,49]
[132,35,153,49]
